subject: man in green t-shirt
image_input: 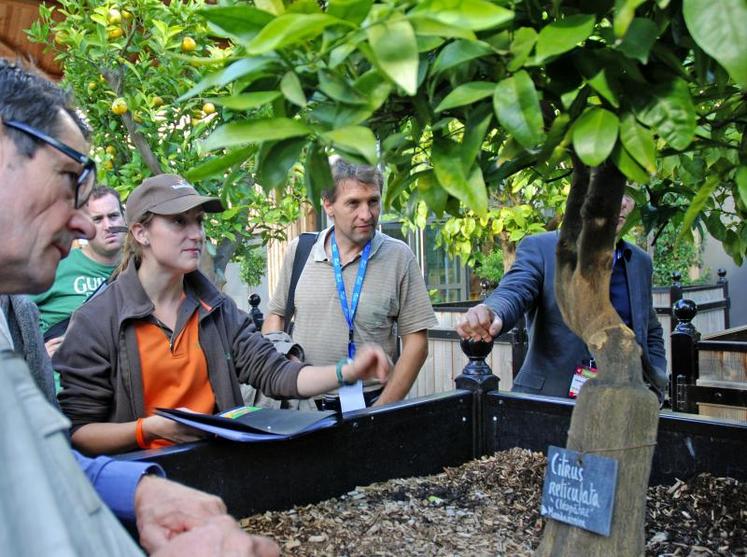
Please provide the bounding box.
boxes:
[32,186,125,357]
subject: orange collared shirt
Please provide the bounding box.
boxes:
[135,308,214,449]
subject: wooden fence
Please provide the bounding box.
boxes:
[670,299,747,422]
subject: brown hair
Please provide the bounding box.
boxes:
[110,212,155,280]
[322,158,383,203]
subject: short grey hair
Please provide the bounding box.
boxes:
[323,158,383,202]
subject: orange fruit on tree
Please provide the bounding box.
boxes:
[111,97,128,115]
[108,9,122,24]
[181,36,197,52]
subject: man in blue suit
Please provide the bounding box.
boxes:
[456,193,667,398]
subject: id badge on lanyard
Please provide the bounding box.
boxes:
[331,230,371,412]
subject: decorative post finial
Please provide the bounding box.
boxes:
[249,294,264,331]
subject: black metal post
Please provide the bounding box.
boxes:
[455,339,499,458]
[670,299,700,413]
[669,271,683,332]
[249,293,263,331]
[717,268,730,329]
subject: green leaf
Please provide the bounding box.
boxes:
[616,18,659,64]
[435,81,494,112]
[680,175,719,239]
[493,71,545,149]
[256,137,306,191]
[185,146,255,181]
[318,70,367,105]
[321,126,378,165]
[610,143,650,184]
[430,39,493,75]
[206,92,281,111]
[178,58,275,101]
[411,0,514,32]
[619,113,656,174]
[255,0,285,15]
[508,27,537,72]
[572,107,619,166]
[408,15,477,41]
[280,71,307,107]
[460,107,493,170]
[535,14,595,63]
[304,141,332,208]
[736,166,747,208]
[683,0,747,89]
[635,78,697,151]
[198,7,273,42]
[245,14,341,55]
[354,70,392,112]
[613,0,646,38]
[417,170,448,216]
[366,14,419,95]
[327,0,373,24]
[202,118,310,151]
[432,138,488,216]
[585,69,620,108]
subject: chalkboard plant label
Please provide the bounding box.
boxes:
[540,446,618,536]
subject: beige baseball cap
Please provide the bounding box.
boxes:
[125,174,223,224]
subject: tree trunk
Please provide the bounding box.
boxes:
[499,231,517,272]
[536,161,659,556]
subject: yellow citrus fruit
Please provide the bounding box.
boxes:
[108,8,122,24]
[181,36,197,52]
[108,27,124,40]
[111,97,128,115]
[152,96,164,107]
[105,145,116,155]
[202,102,216,115]
[103,160,114,171]
[190,116,202,126]
[121,10,133,20]
[87,81,97,92]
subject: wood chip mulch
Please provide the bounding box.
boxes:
[239,448,746,556]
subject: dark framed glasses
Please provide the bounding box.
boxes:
[3,120,96,208]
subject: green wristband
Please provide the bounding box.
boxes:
[336,357,353,386]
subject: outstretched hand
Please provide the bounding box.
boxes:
[347,344,391,384]
[455,304,503,342]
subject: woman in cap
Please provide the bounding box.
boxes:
[54,175,390,454]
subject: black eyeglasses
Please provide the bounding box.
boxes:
[3,120,96,208]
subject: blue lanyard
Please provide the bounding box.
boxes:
[330,230,371,359]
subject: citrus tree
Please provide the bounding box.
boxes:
[26,0,305,284]
[188,1,746,553]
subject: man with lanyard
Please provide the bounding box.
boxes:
[264,158,437,412]
[456,191,668,400]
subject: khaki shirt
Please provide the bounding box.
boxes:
[268,227,437,391]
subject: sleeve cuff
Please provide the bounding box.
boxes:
[87,456,165,522]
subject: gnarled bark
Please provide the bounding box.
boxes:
[536,161,659,556]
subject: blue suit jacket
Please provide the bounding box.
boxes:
[486,232,666,398]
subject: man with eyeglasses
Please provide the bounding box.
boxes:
[0,59,278,556]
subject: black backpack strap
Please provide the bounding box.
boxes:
[283,232,318,334]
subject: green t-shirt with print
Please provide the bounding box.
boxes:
[31,249,116,335]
